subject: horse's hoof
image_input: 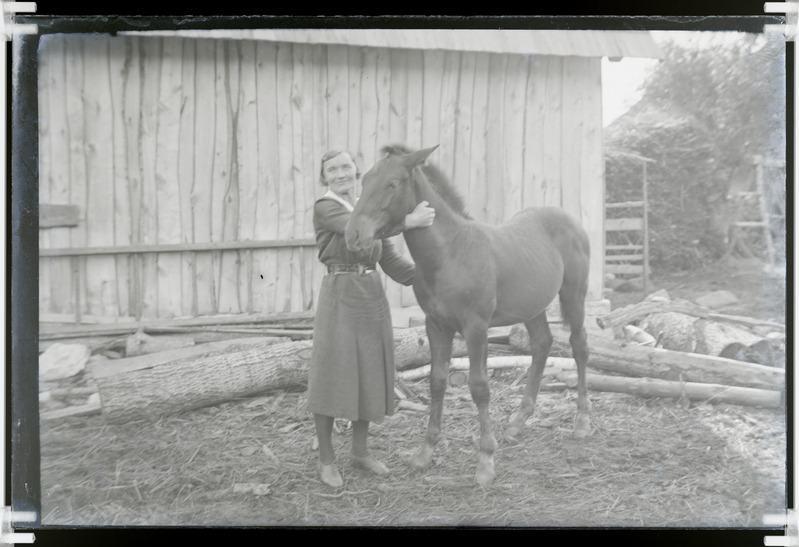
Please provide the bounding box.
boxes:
[476,467,496,487]
[573,419,591,439]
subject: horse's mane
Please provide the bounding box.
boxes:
[381,144,472,219]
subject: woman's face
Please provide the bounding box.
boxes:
[322,152,357,196]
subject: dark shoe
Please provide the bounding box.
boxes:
[317,460,343,488]
[351,454,389,475]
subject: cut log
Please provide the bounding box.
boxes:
[596,298,784,331]
[398,355,576,382]
[93,329,464,423]
[640,312,767,357]
[509,325,784,390]
[89,336,291,379]
[95,340,314,424]
[557,372,782,408]
[393,326,469,370]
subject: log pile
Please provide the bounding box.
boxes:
[40,292,786,424]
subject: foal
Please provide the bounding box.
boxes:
[346,145,591,486]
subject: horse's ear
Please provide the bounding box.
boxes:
[404,145,439,169]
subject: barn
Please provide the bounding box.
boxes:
[35,28,662,325]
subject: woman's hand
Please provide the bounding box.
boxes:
[405,201,436,229]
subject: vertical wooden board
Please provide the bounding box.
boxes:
[237,40,259,313]
[192,39,218,315]
[523,55,547,210]
[307,44,328,313]
[122,36,144,319]
[83,35,118,317]
[373,48,392,165]
[359,47,379,173]
[155,37,184,318]
[560,56,584,225]
[437,50,460,180]
[40,36,73,314]
[467,52,490,222]
[64,36,89,317]
[178,38,197,316]
[484,53,507,226]
[347,47,364,166]
[326,45,349,148]
[253,41,279,313]
[221,41,243,314]
[212,40,239,314]
[452,52,476,213]
[291,44,312,310]
[108,35,131,318]
[387,49,408,146]
[421,49,444,152]
[502,54,528,221]
[138,37,163,319]
[541,56,563,208]
[579,59,605,302]
[297,44,318,310]
[405,49,424,150]
[434,51,465,181]
[275,43,295,312]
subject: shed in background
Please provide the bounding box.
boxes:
[37,29,661,324]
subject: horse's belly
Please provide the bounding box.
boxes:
[491,261,563,324]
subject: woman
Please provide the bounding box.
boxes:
[308,148,435,488]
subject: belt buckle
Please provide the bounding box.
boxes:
[356,264,367,275]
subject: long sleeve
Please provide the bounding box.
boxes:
[378,238,415,286]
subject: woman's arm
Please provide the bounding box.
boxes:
[378,238,415,286]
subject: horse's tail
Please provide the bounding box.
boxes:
[556,216,591,331]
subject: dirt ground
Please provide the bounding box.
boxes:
[38,256,787,529]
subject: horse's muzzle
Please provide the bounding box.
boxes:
[344,217,377,253]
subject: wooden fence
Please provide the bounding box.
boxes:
[38,33,605,322]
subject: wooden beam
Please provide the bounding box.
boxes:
[39,238,317,257]
[39,203,80,228]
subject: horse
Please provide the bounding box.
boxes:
[345,144,592,486]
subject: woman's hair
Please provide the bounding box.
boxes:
[318,148,361,186]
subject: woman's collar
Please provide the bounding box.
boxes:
[321,190,357,212]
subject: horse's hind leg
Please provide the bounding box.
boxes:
[407,318,455,471]
[504,312,552,443]
[560,284,591,438]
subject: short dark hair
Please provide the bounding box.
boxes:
[319,148,361,186]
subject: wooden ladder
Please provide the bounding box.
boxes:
[729,155,778,268]
[604,152,655,296]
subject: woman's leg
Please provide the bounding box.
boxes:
[351,420,389,475]
[314,413,336,464]
[314,413,343,487]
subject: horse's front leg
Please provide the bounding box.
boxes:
[407,318,455,471]
[464,321,496,487]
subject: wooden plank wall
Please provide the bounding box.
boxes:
[38,34,605,322]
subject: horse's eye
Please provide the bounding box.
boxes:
[388,180,399,189]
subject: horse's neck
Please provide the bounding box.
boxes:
[403,172,465,271]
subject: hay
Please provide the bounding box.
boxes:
[40,367,785,528]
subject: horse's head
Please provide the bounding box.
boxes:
[345,145,439,253]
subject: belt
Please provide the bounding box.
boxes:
[328,263,376,275]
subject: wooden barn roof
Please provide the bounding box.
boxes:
[119,29,663,59]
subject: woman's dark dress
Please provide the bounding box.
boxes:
[307,196,414,422]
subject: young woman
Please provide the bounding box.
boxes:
[308,148,435,488]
